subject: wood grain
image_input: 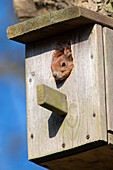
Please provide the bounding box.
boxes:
[25,24,107,162]
[37,84,68,115]
[103,27,113,132]
[7,6,113,44]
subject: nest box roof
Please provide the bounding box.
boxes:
[7,6,113,44]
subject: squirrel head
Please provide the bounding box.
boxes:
[51,47,74,82]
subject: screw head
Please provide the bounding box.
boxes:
[93,113,96,118]
[86,135,90,140]
[29,78,32,82]
[31,134,33,139]
[91,55,93,59]
[62,143,65,148]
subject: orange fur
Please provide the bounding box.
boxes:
[51,48,74,82]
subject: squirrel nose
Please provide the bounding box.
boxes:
[53,73,57,78]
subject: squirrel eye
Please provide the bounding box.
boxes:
[62,62,66,67]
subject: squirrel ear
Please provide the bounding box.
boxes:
[64,47,73,61]
[52,50,63,61]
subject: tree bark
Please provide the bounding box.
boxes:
[13,0,113,21]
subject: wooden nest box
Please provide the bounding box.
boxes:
[7,6,113,169]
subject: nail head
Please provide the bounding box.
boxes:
[93,113,96,118]
[62,143,65,148]
[29,78,32,82]
[31,134,33,139]
[91,55,93,59]
[86,135,90,140]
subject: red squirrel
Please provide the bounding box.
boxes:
[51,47,74,82]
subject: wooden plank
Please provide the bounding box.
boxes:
[26,24,107,162]
[26,38,67,160]
[93,24,107,141]
[7,6,113,44]
[103,27,113,132]
[37,84,68,116]
[71,24,107,149]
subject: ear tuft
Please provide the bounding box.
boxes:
[52,50,63,61]
[64,47,73,61]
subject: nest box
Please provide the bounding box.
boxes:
[7,6,113,169]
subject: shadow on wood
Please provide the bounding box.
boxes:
[48,112,66,138]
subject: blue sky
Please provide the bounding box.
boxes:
[0,0,46,169]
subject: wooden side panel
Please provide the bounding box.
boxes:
[26,24,107,161]
[103,27,113,132]
[72,24,107,148]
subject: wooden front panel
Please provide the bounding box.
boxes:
[26,24,107,161]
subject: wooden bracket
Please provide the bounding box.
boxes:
[37,84,68,116]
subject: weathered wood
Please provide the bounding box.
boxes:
[7,6,113,44]
[25,24,107,163]
[37,84,68,116]
[7,3,113,168]
[66,24,107,150]
[103,27,113,132]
